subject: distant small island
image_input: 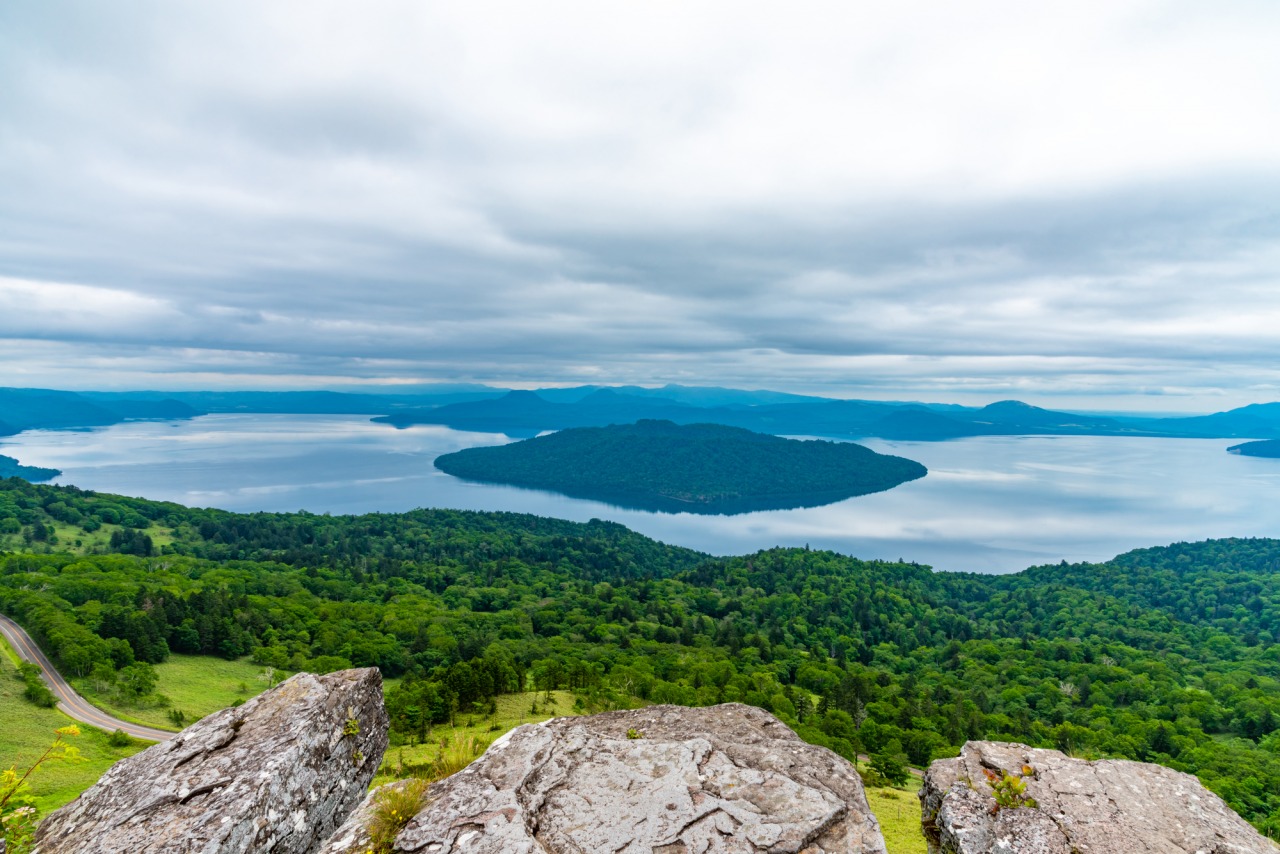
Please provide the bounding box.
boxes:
[433,420,927,514]
[0,454,61,482]
[1227,439,1280,458]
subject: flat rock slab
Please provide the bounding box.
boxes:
[322,702,887,854]
[921,741,1280,854]
[36,668,389,854]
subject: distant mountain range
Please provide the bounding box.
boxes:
[5,384,1280,442]
[0,387,203,436]
[375,388,1280,442]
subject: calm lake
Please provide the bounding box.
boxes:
[3,413,1278,573]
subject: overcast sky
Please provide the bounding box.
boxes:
[1,1,1278,410]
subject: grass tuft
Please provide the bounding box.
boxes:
[427,732,489,783]
[367,777,431,854]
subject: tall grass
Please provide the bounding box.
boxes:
[367,777,431,854]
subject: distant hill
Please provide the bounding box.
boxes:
[384,387,1231,441]
[1227,439,1280,458]
[973,400,1122,432]
[0,388,203,433]
[12,383,1280,444]
[0,454,60,482]
[433,419,927,514]
[81,389,499,414]
[600,383,830,407]
[869,408,986,440]
[2,386,510,434]
[0,388,123,431]
[376,389,700,435]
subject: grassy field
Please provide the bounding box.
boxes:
[866,779,926,854]
[0,638,146,815]
[72,654,286,730]
[375,690,578,785]
[0,519,177,555]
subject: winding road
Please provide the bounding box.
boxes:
[0,612,175,742]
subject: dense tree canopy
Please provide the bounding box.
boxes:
[0,455,59,483]
[1,477,1278,838]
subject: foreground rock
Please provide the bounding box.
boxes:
[36,668,388,854]
[921,741,1279,854]
[322,702,886,854]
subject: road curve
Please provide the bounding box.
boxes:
[0,612,176,742]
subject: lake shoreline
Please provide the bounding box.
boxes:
[3,414,1276,574]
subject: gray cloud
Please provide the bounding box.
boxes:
[1,1,1279,409]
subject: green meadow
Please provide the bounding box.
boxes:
[0,638,145,814]
[71,654,284,731]
[866,779,926,854]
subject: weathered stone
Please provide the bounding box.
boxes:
[35,668,388,854]
[921,740,1280,854]
[321,702,887,854]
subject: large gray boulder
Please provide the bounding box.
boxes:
[35,668,389,854]
[321,702,887,854]
[921,741,1279,854]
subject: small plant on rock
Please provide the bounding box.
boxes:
[983,767,1038,810]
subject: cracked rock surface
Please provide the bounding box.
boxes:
[321,702,886,854]
[35,668,388,854]
[921,741,1280,854]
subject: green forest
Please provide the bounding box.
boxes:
[1229,439,1280,459]
[0,456,59,483]
[433,419,927,513]
[1,476,1279,838]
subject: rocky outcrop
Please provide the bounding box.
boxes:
[321,702,886,854]
[921,741,1280,854]
[35,668,389,854]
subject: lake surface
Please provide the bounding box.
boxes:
[3,414,1278,573]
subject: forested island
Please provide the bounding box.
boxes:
[433,420,927,513]
[2,478,1280,837]
[0,454,60,482]
[1228,439,1280,458]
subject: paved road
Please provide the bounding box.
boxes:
[0,612,175,742]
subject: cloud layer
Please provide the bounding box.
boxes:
[2,1,1279,409]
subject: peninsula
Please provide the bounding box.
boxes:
[0,453,61,482]
[1227,439,1280,458]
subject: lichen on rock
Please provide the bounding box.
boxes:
[321,702,887,854]
[920,741,1280,854]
